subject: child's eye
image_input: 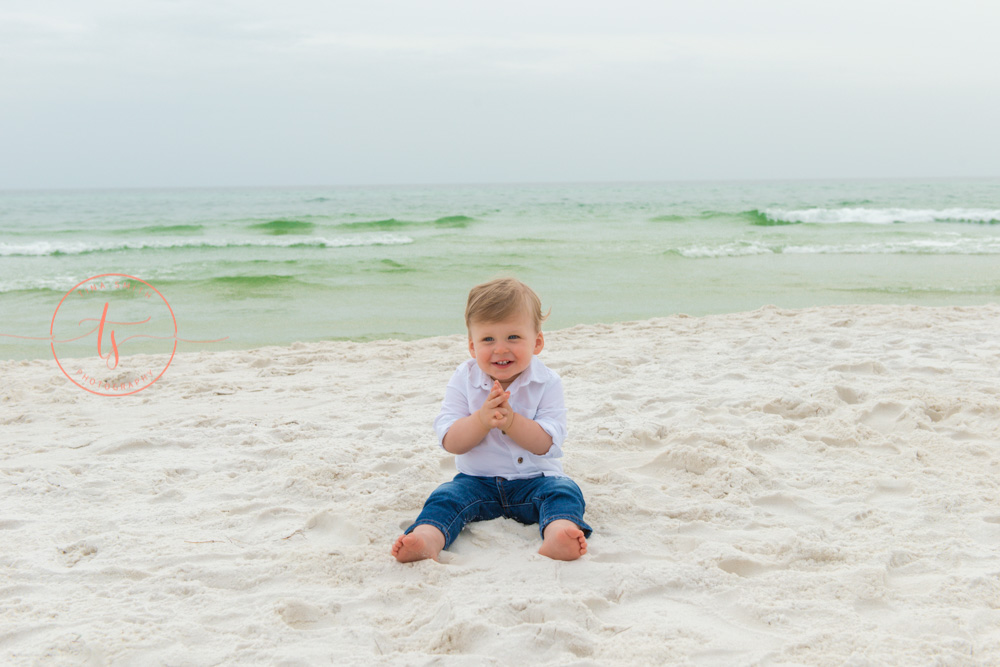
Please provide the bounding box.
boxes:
[483,337,494,342]
[508,335,520,340]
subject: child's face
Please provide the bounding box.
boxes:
[468,310,544,388]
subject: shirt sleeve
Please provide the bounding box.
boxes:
[531,375,567,458]
[433,365,471,448]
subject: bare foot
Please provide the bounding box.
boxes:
[538,519,588,561]
[391,524,445,563]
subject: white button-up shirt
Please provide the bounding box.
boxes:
[434,356,568,479]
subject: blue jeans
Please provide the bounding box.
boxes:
[405,473,592,550]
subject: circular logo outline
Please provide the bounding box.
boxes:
[50,273,178,397]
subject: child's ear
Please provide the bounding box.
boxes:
[468,336,476,358]
[534,331,544,355]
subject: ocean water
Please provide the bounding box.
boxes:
[2,179,999,361]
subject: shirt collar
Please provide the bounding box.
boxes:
[470,355,545,391]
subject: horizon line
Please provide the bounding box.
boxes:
[2,174,999,194]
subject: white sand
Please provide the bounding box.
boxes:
[2,304,999,665]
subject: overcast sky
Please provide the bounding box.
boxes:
[2,0,999,189]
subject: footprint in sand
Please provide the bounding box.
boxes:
[589,550,671,563]
[834,385,862,405]
[56,540,99,568]
[275,599,341,628]
[872,477,913,496]
[717,557,775,578]
[831,361,888,375]
[373,459,408,474]
[636,447,718,477]
[305,511,365,547]
[762,396,828,420]
[753,492,812,515]
[860,402,906,433]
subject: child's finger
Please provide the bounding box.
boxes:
[487,393,507,407]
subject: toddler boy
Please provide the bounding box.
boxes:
[392,278,591,562]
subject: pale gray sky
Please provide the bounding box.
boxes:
[2,0,999,188]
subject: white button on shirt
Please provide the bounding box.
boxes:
[434,356,568,479]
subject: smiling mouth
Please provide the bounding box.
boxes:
[493,360,513,367]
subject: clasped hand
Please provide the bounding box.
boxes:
[477,380,514,431]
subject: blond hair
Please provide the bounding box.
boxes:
[465,278,549,332]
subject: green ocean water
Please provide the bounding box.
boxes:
[1,180,999,360]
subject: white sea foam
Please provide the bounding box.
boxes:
[677,242,777,258]
[677,236,1000,258]
[0,234,415,257]
[783,237,1000,254]
[762,208,1000,225]
[0,275,85,294]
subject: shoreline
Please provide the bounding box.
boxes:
[4,300,1000,368]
